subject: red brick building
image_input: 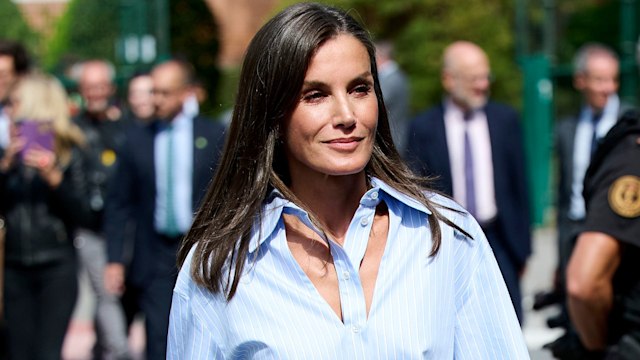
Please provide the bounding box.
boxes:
[12,0,70,38]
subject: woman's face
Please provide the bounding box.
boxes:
[283,34,378,184]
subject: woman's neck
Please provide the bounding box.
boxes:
[289,173,368,244]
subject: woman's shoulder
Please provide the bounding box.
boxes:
[421,191,485,248]
[174,244,202,299]
[424,191,463,211]
[422,191,468,221]
[174,243,229,303]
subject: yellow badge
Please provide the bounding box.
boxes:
[608,175,640,218]
[101,149,116,167]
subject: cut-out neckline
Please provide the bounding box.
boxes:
[283,202,389,322]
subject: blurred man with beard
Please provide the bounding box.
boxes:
[405,41,531,323]
[103,59,225,359]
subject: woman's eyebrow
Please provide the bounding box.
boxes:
[302,71,373,89]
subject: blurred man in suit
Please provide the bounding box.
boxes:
[542,43,625,334]
[556,44,622,292]
[405,41,531,322]
[104,59,225,359]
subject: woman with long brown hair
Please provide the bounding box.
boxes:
[168,3,527,358]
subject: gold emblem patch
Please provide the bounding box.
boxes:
[608,175,640,218]
[101,149,116,167]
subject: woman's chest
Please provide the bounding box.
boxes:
[216,229,459,359]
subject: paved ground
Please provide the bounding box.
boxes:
[521,226,564,360]
[61,226,563,359]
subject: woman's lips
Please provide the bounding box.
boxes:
[323,137,363,151]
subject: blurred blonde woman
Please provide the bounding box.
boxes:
[0,72,90,359]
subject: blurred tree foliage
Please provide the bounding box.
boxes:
[0,1,40,58]
[277,0,522,113]
[557,0,619,64]
[169,0,220,116]
[44,0,219,113]
[44,0,120,72]
[540,0,630,116]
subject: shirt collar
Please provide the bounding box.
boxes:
[443,97,480,122]
[182,94,199,118]
[157,109,191,132]
[580,94,619,122]
[247,177,432,253]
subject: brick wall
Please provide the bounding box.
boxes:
[13,0,69,37]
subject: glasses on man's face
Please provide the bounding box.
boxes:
[152,87,184,98]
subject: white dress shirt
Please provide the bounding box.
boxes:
[444,99,498,223]
[569,94,620,220]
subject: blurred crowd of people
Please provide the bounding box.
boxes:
[0,39,225,359]
[0,21,638,359]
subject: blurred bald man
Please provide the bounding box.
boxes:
[405,41,531,322]
[71,59,133,360]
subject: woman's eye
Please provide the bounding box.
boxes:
[353,84,372,95]
[302,91,325,102]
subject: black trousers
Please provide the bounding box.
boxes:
[4,257,78,360]
[124,233,180,360]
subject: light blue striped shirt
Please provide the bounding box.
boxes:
[168,178,529,359]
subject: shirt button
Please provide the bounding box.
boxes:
[352,325,360,333]
[343,271,350,280]
[370,191,378,200]
[360,217,369,226]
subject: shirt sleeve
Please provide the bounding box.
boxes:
[453,218,530,359]
[167,277,225,359]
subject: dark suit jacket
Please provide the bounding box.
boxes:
[555,116,579,239]
[104,116,225,285]
[404,102,531,267]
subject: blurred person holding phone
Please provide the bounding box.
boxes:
[0,72,90,359]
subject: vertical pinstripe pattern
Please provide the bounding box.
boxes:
[168,178,529,359]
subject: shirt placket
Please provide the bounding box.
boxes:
[330,189,380,357]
